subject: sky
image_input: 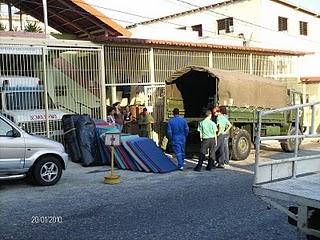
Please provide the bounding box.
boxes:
[85,0,320,27]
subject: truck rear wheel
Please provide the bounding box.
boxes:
[280,128,302,152]
[231,129,251,161]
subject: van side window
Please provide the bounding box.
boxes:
[0,118,13,136]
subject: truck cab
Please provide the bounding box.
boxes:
[0,76,68,139]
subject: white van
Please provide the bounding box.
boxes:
[0,76,68,139]
[0,114,68,186]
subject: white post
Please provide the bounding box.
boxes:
[249,53,253,75]
[111,86,117,105]
[149,47,155,85]
[42,0,49,37]
[99,47,107,120]
[42,47,50,138]
[209,51,213,68]
[7,2,13,31]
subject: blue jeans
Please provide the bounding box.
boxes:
[224,134,230,164]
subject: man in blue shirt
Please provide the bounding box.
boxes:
[167,108,189,170]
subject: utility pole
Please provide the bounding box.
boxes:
[7,1,12,31]
[42,0,48,37]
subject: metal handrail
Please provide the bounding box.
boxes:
[254,101,320,184]
[260,101,320,116]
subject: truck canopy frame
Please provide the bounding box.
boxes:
[166,66,288,117]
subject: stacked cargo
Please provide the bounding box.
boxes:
[63,115,177,173]
[103,135,178,173]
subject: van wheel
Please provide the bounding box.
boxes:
[32,156,62,186]
[280,128,302,152]
[231,129,251,161]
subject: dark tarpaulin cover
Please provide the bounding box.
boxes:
[62,114,82,163]
[96,127,111,165]
[76,115,103,167]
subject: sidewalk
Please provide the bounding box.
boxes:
[303,137,320,144]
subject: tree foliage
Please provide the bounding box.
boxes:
[24,21,42,33]
[0,22,6,31]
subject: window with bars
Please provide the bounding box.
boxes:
[299,21,308,36]
[217,17,234,34]
[278,16,288,31]
[191,24,203,37]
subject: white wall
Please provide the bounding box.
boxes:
[258,0,320,77]
[130,25,200,42]
[258,0,320,52]
[130,0,320,76]
[131,0,262,46]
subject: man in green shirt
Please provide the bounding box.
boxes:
[138,107,154,139]
[213,107,232,167]
[194,110,217,171]
[219,106,233,164]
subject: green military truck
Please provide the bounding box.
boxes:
[163,65,305,160]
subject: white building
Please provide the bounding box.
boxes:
[127,0,320,131]
[127,0,320,78]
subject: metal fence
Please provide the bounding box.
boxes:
[104,45,299,119]
[105,46,298,86]
[0,40,300,143]
[0,42,104,142]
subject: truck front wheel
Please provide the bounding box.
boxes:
[280,128,302,152]
[231,129,251,160]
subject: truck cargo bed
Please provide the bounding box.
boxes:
[253,101,320,239]
[253,172,320,209]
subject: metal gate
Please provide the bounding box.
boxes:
[0,41,105,142]
[145,85,165,143]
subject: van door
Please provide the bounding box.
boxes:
[0,117,25,171]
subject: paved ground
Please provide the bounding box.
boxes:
[1,141,319,240]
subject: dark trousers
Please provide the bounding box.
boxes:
[195,138,216,170]
[215,134,226,165]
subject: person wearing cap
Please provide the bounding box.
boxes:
[167,108,189,170]
[138,107,154,139]
[213,106,232,168]
[194,110,217,171]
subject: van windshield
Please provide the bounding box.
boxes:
[5,92,55,110]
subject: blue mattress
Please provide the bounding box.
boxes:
[129,138,177,173]
[122,141,151,172]
[101,134,177,173]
